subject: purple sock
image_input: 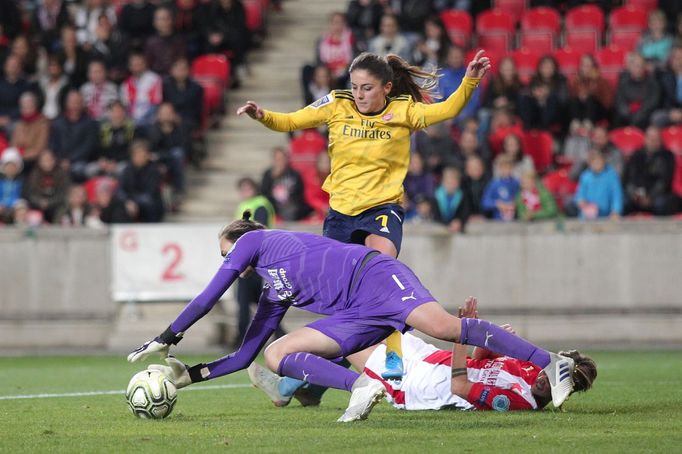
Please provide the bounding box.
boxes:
[460,318,551,368]
[278,352,360,392]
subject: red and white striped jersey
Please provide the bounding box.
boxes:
[364,333,541,411]
[120,70,162,123]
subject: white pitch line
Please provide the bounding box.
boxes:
[0,383,252,401]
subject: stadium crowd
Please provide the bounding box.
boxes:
[268,0,682,231]
[0,0,258,226]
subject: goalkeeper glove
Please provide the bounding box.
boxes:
[148,356,210,390]
[127,325,183,363]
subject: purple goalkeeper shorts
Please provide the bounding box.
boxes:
[307,255,435,356]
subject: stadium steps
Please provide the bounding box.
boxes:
[168,0,340,223]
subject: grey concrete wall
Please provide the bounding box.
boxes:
[1,221,681,350]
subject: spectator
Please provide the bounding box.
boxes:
[9,35,39,78]
[624,125,676,215]
[90,176,127,224]
[432,166,470,233]
[463,155,491,218]
[518,79,563,133]
[638,10,673,69]
[56,25,90,88]
[38,55,70,120]
[496,133,535,180]
[452,129,485,169]
[651,45,682,127]
[313,12,355,88]
[414,15,450,71]
[163,58,204,131]
[0,0,21,43]
[23,149,71,224]
[437,46,480,127]
[10,92,49,171]
[411,122,456,173]
[530,55,569,107]
[144,7,187,75]
[49,90,98,182]
[0,147,24,224]
[173,0,203,59]
[566,125,624,181]
[90,101,138,178]
[571,150,623,220]
[118,0,156,50]
[261,146,311,221]
[568,54,614,127]
[387,0,435,42]
[56,184,99,227]
[80,60,119,121]
[303,151,331,219]
[407,194,435,224]
[482,154,520,221]
[32,0,70,52]
[145,103,189,200]
[115,139,164,222]
[515,169,557,221]
[303,64,334,106]
[482,56,522,113]
[346,0,384,50]
[90,14,130,84]
[614,52,661,129]
[403,151,435,214]
[0,54,31,132]
[73,0,118,47]
[120,53,162,127]
[232,176,284,344]
[368,14,413,62]
[199,0,251,86]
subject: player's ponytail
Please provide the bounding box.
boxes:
[349,52,440,104]
[219,210,266,242]
[559,350,597,393]
[385,54,440,103]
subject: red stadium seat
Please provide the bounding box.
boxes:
[290,129,326,157]
[519,31,554,53]
[565,4,605,38]
[625,0,658,10]
[512,48,542,84]
[542,168,577,210]
[609,6,648,32]
[553,47,583,77]
[493,0,527,21]
[522,130,554,174]
[565,29,600,53]
[243,0,264,33]
[521,7,561,36]
[608,29,641,51]
[489,124,524,156]
[476,8,517,34]
[609,127,645,159]
[477,33,511,52]
[596,45,626,87]
[440,10,473,48]
[191,54,230,87]
[662,126,682,154]
[672,155,682,198]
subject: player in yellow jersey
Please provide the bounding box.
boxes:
[237,50,490,395]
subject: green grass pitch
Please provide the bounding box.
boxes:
[1,351,681,453]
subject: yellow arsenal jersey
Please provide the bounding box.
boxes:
[258,76,481,216]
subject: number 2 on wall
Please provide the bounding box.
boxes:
[161,243,185,281]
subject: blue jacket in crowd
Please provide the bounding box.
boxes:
[575,165,624,217]
[437,66,480,123]
[482,176,520,220]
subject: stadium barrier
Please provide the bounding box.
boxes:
[1,221,681,350]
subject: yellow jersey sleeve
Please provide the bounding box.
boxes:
[258,92,337,132]
[406,76,481,129]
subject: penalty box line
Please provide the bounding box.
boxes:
[0,383,252,401]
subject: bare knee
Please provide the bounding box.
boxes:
[264,341,287,372]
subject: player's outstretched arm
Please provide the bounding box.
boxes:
[236,100,264,120]
[127,326,182,363]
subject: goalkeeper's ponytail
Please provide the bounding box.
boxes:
[219,210,266,242]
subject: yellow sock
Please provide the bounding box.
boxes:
[385,330,403,360]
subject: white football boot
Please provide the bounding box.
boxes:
[337,373,386,422]
[247,362,292,407]
[544,352,575,407]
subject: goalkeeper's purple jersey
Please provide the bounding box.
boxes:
[226,229,373,314]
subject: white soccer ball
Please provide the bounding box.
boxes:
[126,369,177,419]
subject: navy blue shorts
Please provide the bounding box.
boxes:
[322,203,405,254]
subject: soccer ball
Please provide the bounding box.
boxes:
[126,369,177,419]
